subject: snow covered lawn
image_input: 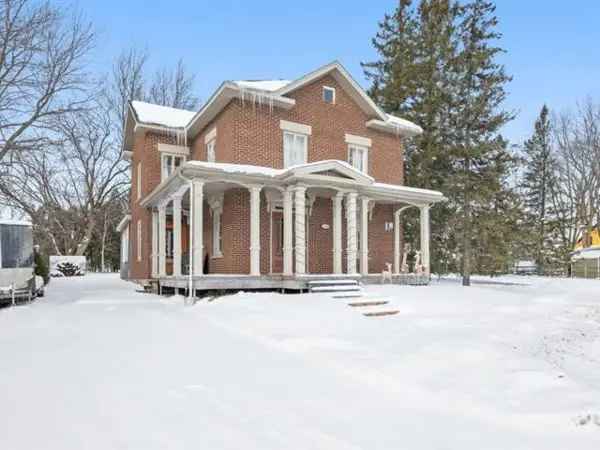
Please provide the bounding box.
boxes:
[1,274,599,449]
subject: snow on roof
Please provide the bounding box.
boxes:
[372,182,445,198]
[131,101,196,128]
[187,159,372,179]
[233,80,291,92]
[386,114,423,135]
[572,246,600,260]
[186,161,284,177]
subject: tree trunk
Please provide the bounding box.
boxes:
[462,158,472,286]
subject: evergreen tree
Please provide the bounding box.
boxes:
[520,105,555,274]
[364,0,514,284]
[447,0,514,286]
[363,0,461,274]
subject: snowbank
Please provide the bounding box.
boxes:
[0,274,599,449]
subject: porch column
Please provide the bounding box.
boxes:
[332,192,343,274]
[420,205,430,275]
[294,185,307,275]
[283,187,294,276]
[151,209,158,277]
[158,202,167,277]
[360,197,370,275]
[249,185,262,276]
[393,209,401,275]
[345,192,358,274]
[172,193,183,277]
[191,180,204,276]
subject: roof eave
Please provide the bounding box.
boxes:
[185,82,295,139]
[366,119,423,137]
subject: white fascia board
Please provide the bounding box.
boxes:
[279,160,374,185]
[345,133,372,147]
[186,82,295,140]
[366,119,423,137]
[280,120,312,135]
[364,183,445,205]
[277,61,388,121]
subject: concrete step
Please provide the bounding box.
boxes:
[307,279,359,286]
[310,285,362,293]
[332,293,364,299]
[363,310,400,317]
[309,278,362,294]
[348,301,389,307]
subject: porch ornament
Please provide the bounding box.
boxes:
[381,262,393,284]
[414,250,424,275]
[401,243,410,273]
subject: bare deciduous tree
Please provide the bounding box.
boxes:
[0,96,128,255]
[147,59,199,110]
[550,99,600,267]
[0,0,94,162]
[107,47,148,145]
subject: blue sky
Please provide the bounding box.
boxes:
[76,0,600,144]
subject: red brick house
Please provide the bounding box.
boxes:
[117,61,444,293]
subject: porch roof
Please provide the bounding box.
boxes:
[140,160,446,208]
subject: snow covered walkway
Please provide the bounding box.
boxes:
[1,274,599,449]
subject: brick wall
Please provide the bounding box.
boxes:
[129,72,405,279]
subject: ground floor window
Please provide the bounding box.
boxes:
[212,212,223,257]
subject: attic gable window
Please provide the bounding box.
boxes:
[323,86,335,104]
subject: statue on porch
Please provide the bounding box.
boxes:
[401,243,410,273]
[381,262,393,284]
[414,250,425,275]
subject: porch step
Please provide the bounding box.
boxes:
[363,310,400,318]
[308,279,362,294]
[348,300,389,307]
[332,293,363,299]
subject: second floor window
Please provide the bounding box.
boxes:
[206,139,216,162]
[348,144,368,173]
[161,154,185,181]
[283,131,307,168]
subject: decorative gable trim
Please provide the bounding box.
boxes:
[280,120,312,135]
[282,160,374,185]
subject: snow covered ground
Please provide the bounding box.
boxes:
[1,274,599,449]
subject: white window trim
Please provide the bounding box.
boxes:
[136,163,142,200]
[283,131,308,168]
[212,212,223,258]
[345,133,372,148]
[206,139,216,162]
[323,86,336,104]
[157,143,190,156]
[280,120,312,135]
[348,144,369,174]
[204,127,217,144]
[136,220,142,262]
[161,153,187,181]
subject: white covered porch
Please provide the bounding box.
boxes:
[139,159,444,293]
